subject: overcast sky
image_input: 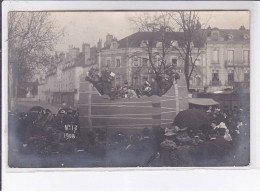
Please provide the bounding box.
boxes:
[51,11,250,52]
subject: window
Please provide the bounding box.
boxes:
[156,42,162,48]
[227,50,234,64]
[212,31,219,37]
[142,58,148,66]
[211,31,219,40]
[140,40,148,48]
[115,75,121,86]
[132,57,139,67]
[227,34,233,40]
[189,78,193,86]
[116,59,121,67]
[111,42,117,49]
[193,75,201,87]
[156,56,160,67]
[212,71,219,81]
[228,73,234,81]
[195,58,201,66]
[212,50,219,63]
[244,73,250,82]
[171,40,178,47]
[172,57,178,66]
[107,59,111,66]
[243,50,250,64]
[133,76,139,85]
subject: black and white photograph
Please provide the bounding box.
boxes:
[7,10,250,168]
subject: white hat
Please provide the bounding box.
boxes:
[172,125,181,132]
[110,72,116,77]
[164,128,170,133]
[164,131,177,137]
[216,122,227,129]
[145,87,151,92]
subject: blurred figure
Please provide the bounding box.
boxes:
[159,129,178,166]
[202,129,231,166]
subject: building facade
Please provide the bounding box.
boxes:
[38,26,250,107]
[204,27,250,92]
[98,32,207,89]
[37,43,97,107]
[98,27,250,92]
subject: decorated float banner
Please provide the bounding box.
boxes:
[78,73,189,135]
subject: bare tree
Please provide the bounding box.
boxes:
[8,12,63,108]
[129,13,176,87]
[169,11,207,90]
[129,12,207,91]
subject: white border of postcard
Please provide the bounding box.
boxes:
[2,0,260,190]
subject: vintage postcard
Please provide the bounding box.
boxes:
[6,10,250,168]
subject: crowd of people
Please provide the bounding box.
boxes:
[85,66,180,99]
[80,106,249,167]
[158,107,249,167]
[9,103,80,155]
[9,100,249,167]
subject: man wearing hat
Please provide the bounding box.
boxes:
[174,127,195,167]
[159,128,178,166]
[202,129,232,166]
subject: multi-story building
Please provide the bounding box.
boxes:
[38,26,250,107]
[204,26,250,92]
[98,32,207,89]
[37,43,97,107]
[98,26,250,92]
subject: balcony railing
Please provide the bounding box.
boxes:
[210,80,222,86]
[225,61,250,67]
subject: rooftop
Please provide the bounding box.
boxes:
[102,28,250,50]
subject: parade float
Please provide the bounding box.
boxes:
[78,70,189,136]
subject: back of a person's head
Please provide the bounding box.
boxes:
[62,101,68,107]
[142,128,150,137]
[217,128,226,136]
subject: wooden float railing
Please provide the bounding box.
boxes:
[78,73,188,136]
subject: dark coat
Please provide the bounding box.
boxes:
[202,137,232,166]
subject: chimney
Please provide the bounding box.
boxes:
[60,52,66,61]
[69,45,73,52]
[82,43,90,65]
[104,34,114,47]
[239,25,246,30]
[97,39,102,51]
[90,47,97,64]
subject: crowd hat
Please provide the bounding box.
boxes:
[216,122,227,129]
[179,127,188,132]
[172,126,180,132]
[164,128,172,133]
[110,72,116,77]
[164,131,177,137]
[160,139,177,149]
[176,132,191,143]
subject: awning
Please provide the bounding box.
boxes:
[188,98,219,106]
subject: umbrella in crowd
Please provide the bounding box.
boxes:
[173,109,211,133]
